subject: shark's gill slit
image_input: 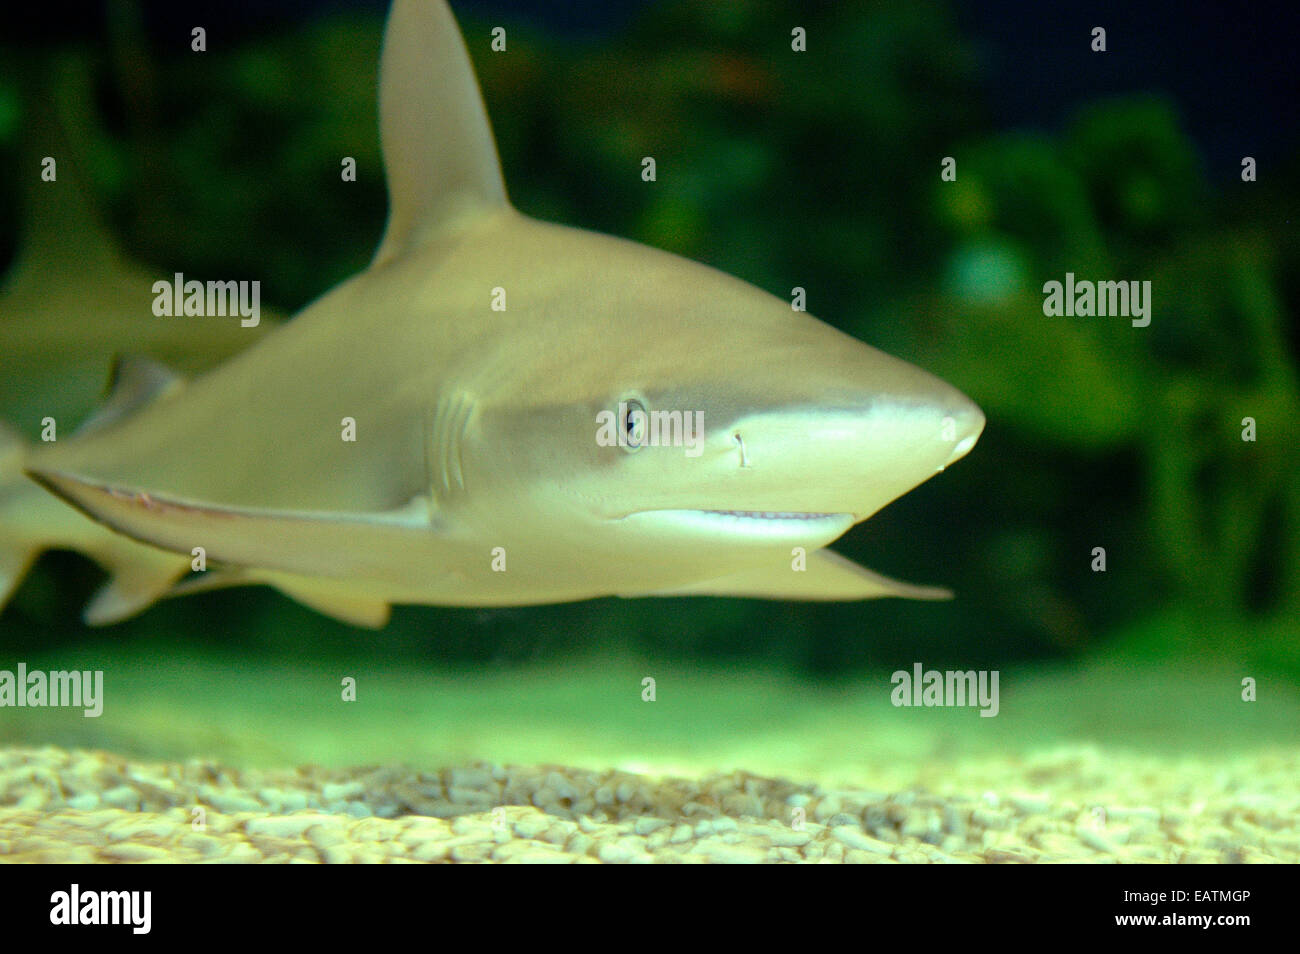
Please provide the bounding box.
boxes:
[432,390,471,497]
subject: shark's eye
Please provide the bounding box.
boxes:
[621,399,648,452]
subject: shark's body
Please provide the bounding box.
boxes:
[0,62,280,621]
[28,0,984,627]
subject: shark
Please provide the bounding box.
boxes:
[0,60,281,622]
[26,0,985,629]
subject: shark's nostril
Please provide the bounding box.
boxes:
[733,432,751,468]
[924,396,985,473]
[951,433,977,459]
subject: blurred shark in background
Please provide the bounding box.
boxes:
[0,60,282,623]
[27,0,984,628]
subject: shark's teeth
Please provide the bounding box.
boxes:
[617,509,856,547]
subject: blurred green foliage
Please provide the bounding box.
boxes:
[0,0,1296,679]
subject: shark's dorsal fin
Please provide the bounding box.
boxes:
[4,55,122,298]
[371,0,509,267]
[74,355,185,438]
[0,421,23,466]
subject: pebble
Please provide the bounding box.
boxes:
[319,785,366,805]
[813,796,843,822]
[100,786,141,810]
[99,843,171,862]
[943,805,967,836]
[542,821,577,844]
[306,825,346,850]
[832,826,893,854]
[450,843,492,862]
[669,823,694,844]
[447,787,494,808]
[495,842,567,863]
[447,767,493,790]
[512,814,550,839]
[1077,827,1117,854]
[985,848,1036,863]
[245,814,338,838]
[597,839,648,864]
[179,833,225,857]
[206,792,263,814]
[696,842,765,863]
[972,808,1012,830]
[768,828,812,847]
[410,840,451,862]
[1009,793,1051,815]
[319,845,354,864]
[566,832,594,856]
[845,849,893,864]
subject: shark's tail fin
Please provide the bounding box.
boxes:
[0,423,42,609]
[0,362,191,624]
[0,59,194,624]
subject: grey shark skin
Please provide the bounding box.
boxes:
[0,63,281,623]
[28,0,984,627]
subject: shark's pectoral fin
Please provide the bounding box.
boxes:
[371,0,509,267]
[626,550,953,602]
[270,582,392,629]
[168,569,391,629]
[0,382,192,622]
[24,469,435,583]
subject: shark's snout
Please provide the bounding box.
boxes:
[937,393,986,471]
[705,360,984,527]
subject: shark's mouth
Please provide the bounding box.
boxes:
[701,510,841,520]
[618,508,855,545]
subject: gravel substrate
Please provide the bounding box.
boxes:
[0,746,1296,863]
